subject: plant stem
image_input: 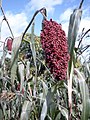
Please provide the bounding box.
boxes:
[22,7,47,41]
[0,7,14,38]
[77,29,90,49]
[79,0,84,9]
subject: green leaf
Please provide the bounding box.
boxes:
[46,90,54,107]
[47,114,52,120]
[67,61,74,119]
[58,104,68,120]
[68,8,82,75]
[68,8,82,55]
[30,22,37,96]
[26,61,30,81]
[18,62,25,92]
[55,113,61,120]
[20,100,32,120]
[40,99,47,120]
[11,36,22,84]
[0,109,3,120]
[88,99,90,116]
[41,80,48,98]
[30,22,37,74]
[74,68,90,120]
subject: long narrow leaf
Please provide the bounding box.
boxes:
[68,8,82,76]
[30,22,37,74]
[68,61,74,117]
[74,68,90,120]
[68,8,82,55]
[42,81,48,97]
[11,36,22,85]
[18,62,24,92]
[40,99,47,120]
[20,100,32,120]
[58,104,68,120]
[30,22,37,96]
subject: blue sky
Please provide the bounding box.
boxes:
[0,0,90,38]
[0,0,90,59]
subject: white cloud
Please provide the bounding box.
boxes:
[79,17,90,32]
[59,8,73,36]
[60,8,72,22]
[1,12,28,40]
[0,11,28,53]
[59,7,90,37]
[26,0,63,13]
[59,7,90,61]
[79,17,90,46]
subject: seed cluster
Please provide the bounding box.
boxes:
[7,38,13,51]
[40,19,70,80]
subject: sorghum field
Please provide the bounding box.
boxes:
[0,0,90,120]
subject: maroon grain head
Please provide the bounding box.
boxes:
[40,19,70,81]
[7,38,13,51]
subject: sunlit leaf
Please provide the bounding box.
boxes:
[30,22,37,96]
[55,112,61,120]
[58,104,68,120]
[0,109,3,120]
[30,22,37,74]
[41,80,48,98]
[11,36,22,84]
[40,99,47,120]
[20,100,32,120]
[68,8,82,76]
[68,8,82,54]
[18,62,25,92]
[74,68,90,120]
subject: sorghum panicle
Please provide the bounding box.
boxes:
[7,38,13,51]
[40,19,70,81]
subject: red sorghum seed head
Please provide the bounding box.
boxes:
[7,38,13,51]
[40,19,70,81]
[17,83,24,94]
